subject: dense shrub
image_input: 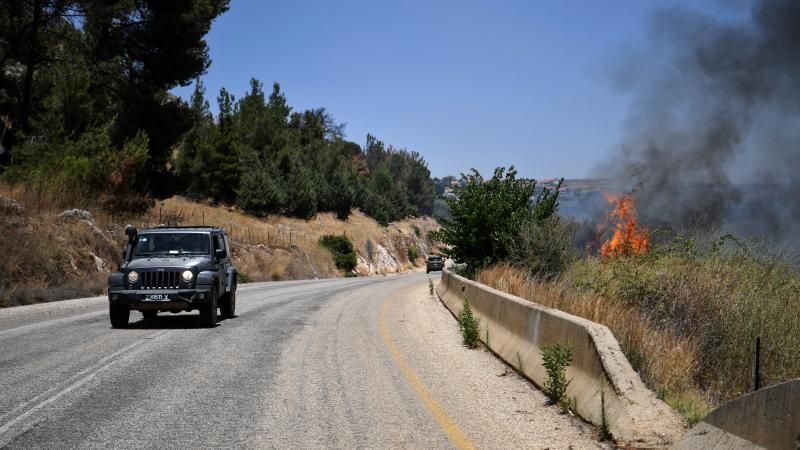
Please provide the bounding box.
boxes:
[408,243,419,262]
[431,167,562,277]
[319,234,357,272]
[512,216,577,279]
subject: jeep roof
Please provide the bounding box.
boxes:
[142,226,223,232]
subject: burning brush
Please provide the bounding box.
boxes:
[599,194,649,258]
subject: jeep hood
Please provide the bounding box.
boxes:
[123,257,212,271]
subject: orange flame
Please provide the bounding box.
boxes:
[600,194,649,258]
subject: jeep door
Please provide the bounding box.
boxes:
[212,233,230,293]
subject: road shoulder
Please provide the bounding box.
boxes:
[384,277,609,449]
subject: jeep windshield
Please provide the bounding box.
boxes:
[131,233,210,257]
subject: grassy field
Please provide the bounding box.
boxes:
[478,237,800,425]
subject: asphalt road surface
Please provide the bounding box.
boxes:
[0,273,603,449]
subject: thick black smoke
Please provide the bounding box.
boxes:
[610,0,800,244]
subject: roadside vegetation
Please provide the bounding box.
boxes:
[458,298,481,348]
[0,2,436,225]
[541,343,574,407]
[0,2,442,305]
[0,187,438,306]
[436,166,800,425]
[0,207,117,307]
[430,167,562,278]
[319,235,358,273]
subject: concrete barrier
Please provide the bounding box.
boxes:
[436,268,686,448]
[673,378,800,450]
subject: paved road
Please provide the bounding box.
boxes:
[0,273,602,449]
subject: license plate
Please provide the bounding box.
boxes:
[144,294,171,302]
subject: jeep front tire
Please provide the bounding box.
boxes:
[110,305,130,328]
[199,288,217,327]
[220,289,236,319]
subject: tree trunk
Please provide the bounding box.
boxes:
[19,0,41,133]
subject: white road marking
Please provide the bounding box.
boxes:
[0,330,169,444]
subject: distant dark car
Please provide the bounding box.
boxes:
[426,255,444,273]
[107,225,238,328]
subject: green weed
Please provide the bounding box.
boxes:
[408,243,418,261]
[541,342,573,405]
[459,297,481,348]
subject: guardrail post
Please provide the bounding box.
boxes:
[753,336,761,391]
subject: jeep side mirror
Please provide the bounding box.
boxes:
[125,225,138,243]
[123,225,137,262]
[215,248,227,259]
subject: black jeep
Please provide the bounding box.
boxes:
[107,225,238,328]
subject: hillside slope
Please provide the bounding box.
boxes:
[0,189,439,307]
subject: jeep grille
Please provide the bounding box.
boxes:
[140,270,182,289]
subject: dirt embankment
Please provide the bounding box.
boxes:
[0,201,122,307]
[0,191,439,307]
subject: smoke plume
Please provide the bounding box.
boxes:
[611,0,800,244]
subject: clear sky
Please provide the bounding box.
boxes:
[172,0,747,180]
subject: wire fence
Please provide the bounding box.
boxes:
[110,207,314,250]
[753,337,800,391]
[1,185,311,249]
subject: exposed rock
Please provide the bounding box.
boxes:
[58,209,94,222]
[81,219,105,237]
[90,252,109,273]
[356,231,433,276]
[67,255,79,273]
[0,195,23,215]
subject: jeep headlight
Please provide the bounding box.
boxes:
[127,271,139,284]
[182,270,194,282]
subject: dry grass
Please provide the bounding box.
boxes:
[124,197,438,279]
[0,182,439,303]
[0,182,438,254]
[570,248,800,397]
[478,264,710,424]
[479,241,800,426]
[0,211,119,307]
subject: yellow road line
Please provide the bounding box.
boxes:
[379,296,476,450]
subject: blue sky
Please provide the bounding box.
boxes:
[172,0,748,179]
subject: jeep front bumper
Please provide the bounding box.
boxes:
[108,287,212,310]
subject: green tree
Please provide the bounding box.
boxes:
[361,134,434,219]
[0,0,229,196]
[237,160,286,216]
[176,81,240,203]
[319,168,356,221]
[432,167,561,276]
[176,80,216,197]
[406,153,435,215]
[0,1,80,136]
